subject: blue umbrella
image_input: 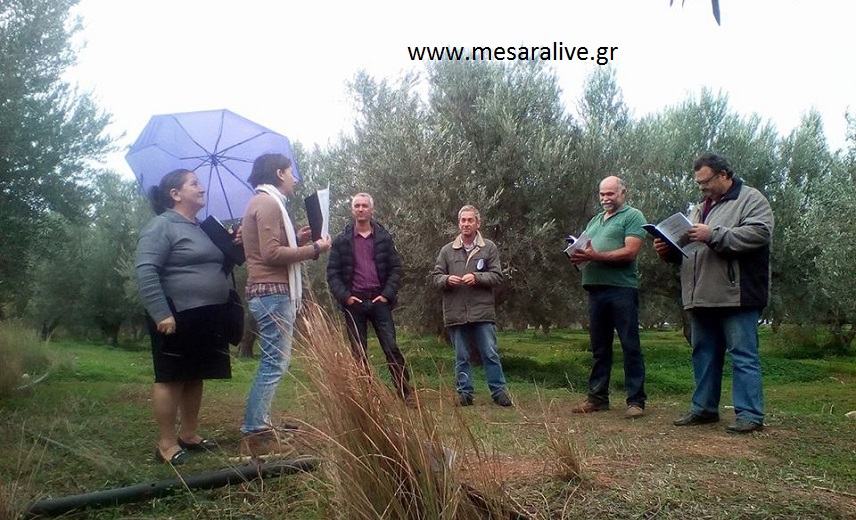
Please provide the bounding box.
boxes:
[126,109,299,221]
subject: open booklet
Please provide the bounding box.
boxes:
[562,231,592,268]
[304,188,330,240]
[642,212,693,258]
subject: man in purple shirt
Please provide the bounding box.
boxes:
[327,193,414,406]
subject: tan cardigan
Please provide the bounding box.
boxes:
[242,193,314,285]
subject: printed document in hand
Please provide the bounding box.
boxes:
[304,188,330,240]
[563,231,592,268]
[643,213,693,257]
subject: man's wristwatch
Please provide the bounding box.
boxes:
[311,242,320,260]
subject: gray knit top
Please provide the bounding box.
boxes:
[135,209,229,322]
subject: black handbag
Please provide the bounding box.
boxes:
[225,274,245,346]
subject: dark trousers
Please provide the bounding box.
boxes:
[343,299,411,397]
[586,286,646,407]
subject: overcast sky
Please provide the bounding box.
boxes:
[69,0,855,178]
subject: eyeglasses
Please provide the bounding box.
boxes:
[695,172,722,186]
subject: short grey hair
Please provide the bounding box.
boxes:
[600,175,627,193]
[457,204,480,221]
[351,192,374,208]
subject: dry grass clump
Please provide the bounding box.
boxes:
[544,428,585,483]
[535,394,585,484]
[0,321,53,397]
[293,302,514,519]
[0,432,48,520]
[0,480,25,520]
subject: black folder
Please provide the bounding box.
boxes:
[200,215,245,266]
[304,192,324,241]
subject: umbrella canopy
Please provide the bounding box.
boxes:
[126,109,299,221]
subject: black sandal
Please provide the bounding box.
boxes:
[178,438,219,452]
[154,446,190,465]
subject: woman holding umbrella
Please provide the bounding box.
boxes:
[135,169,232,464]
[240,153,330,444]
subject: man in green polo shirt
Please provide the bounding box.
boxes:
[569,175,647,418]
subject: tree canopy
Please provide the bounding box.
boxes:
[293,62,856,348]
[0,0,112,314]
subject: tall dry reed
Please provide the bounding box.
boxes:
[292,302,514,519]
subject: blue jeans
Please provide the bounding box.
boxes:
[241,293,294,434]
[448,322,507,398]
[689,308,764,424]
[586,286,646,407]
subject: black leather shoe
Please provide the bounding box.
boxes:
[726,420,764,434]
[178,438,219,452]
[673,412,720,426]
[154,447,189,465]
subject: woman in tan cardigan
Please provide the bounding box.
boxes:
[240,153,330,440]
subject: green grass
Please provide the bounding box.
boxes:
[1,328,855,518]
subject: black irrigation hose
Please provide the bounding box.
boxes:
[24,456,318,518]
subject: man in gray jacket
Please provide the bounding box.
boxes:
[655,153,773,434]
[430,205,512,407]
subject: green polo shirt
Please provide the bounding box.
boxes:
[580,205,646,288]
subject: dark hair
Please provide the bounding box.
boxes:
[693,153,734,179]
[148,169,192,215]
[247,153,292,188]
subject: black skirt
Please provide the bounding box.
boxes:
[147,303,232,383]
